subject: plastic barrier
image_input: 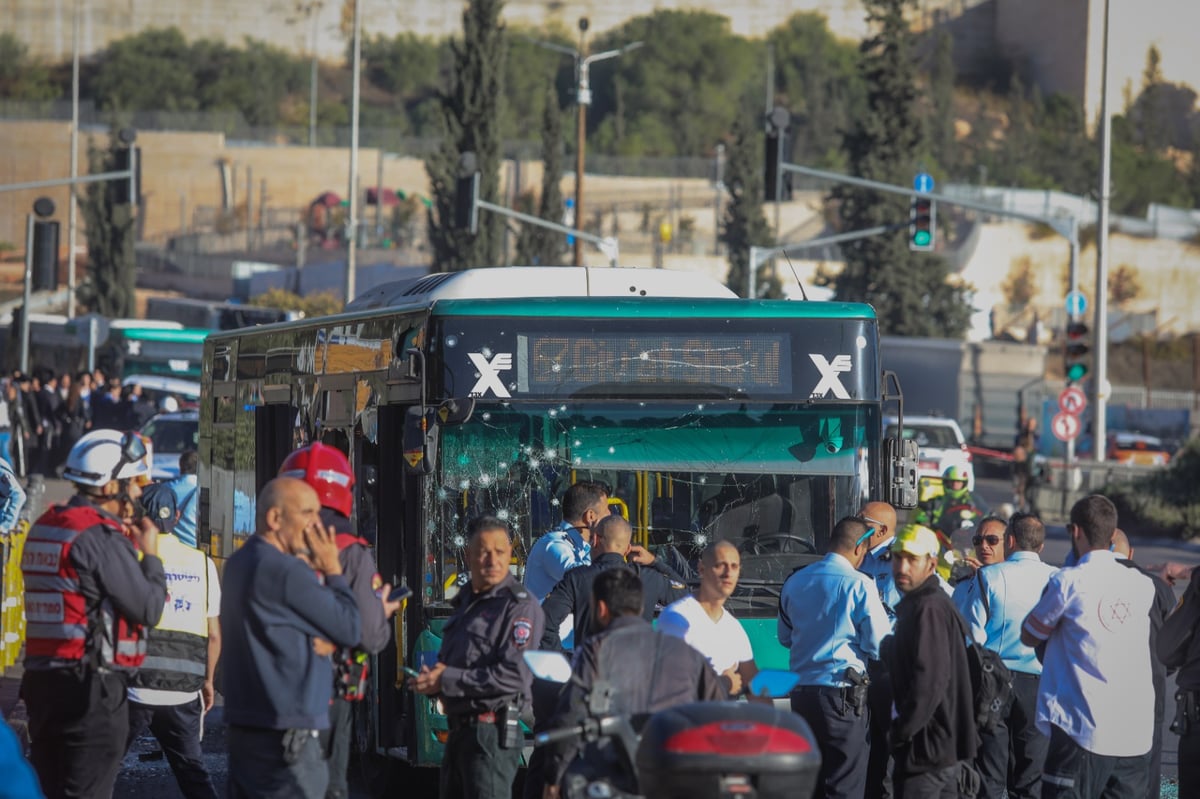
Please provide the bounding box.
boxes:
[0,521,29,670]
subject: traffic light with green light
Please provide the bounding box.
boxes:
[1065,321,1090,383]
[909,196,935,252]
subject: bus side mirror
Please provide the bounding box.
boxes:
[402,407,439,475]
[886,437,918,509]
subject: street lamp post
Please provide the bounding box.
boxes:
[530,23,642,267]
[344,0,361,304]
[574,18,589,267]
[1092,0,1113,462]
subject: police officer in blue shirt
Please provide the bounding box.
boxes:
[779,516,891,799]
[524,482,609,601]
[960,512,1057,799]
[857,501,899,799]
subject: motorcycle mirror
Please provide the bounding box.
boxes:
[523,650,573,684]
[748,669,801,698]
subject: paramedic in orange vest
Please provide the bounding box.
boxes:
[20,429,168,798]
[279,442,402,799]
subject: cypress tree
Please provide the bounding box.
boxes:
[721,109,781,298]
[516,85,566,265]
[425,0,506,272]
[830,0,969,337]
[78,131,136,317]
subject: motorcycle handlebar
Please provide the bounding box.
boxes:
[534,725,586,746]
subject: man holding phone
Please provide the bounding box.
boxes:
[278,443,403,799]
[221,477,361,798]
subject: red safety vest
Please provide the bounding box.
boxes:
[22,504,148,670]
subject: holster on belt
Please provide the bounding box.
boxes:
[1172,688,1198,736]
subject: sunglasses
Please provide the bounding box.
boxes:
[853,524,878,548]
[972,534,1001,547]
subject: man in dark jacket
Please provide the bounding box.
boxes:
[541,568,726,798]
[1159,564,1200,797]
[540,514,689,652]
[887,523,978,798]
[220,477,362,799]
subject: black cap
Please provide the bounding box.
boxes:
[141,482,177,533]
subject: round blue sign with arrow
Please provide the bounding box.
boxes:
[913,172,934,194]
[1064,290,1087,317]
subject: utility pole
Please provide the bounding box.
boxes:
[66,0,80,319]
[573,17,589,267]
[344,0,361,303]
[1092,0,1113,462]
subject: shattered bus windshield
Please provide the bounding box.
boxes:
[420,401,877,610]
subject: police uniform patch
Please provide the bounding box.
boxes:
[371,574,383,592]
[512,618,533,649]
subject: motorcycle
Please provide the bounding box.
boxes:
[524,651,821,799]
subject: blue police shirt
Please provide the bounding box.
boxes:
[779,552,891,686]
[524,521,590,601]
[859,539,901,622]
[959,551,1058,674]
[164,473,199,548]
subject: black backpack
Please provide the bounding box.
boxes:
[955,576,1013,734]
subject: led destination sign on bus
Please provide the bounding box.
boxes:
[515,332,791,394]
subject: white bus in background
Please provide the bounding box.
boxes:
[144,297,299,331]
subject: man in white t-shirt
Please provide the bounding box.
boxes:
[1021,494,1155,799]
[125,483,222,799]
[658,539,757,696]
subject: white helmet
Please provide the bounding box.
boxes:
[63,429,151,487]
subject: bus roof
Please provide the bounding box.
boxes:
[344,266,738,310]
[429,296,876,320]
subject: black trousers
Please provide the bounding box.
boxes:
[23,667,129,799]
[1041,725,1149,799]
[894,763,962,799]
[127,697,218,799]
[440,719,520,799]
[976,670,1047,799]
[790,686,870,799]
[228,725,327,799]
[321,696,353,799]
[865,659,894,799]
[1178,726,1200,799]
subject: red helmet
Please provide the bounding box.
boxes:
[279,442,355,517]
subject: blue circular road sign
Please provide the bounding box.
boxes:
[1065,290,1088,317]
[913,172,935,194]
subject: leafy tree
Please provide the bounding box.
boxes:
[195,38,307,127]
[516,86,566,265]
[425,0,507,272]
[91,28,200,112]
[720,107,779,298]
[0,33,59,100]
[588,11,758,157]
[926,30,957,172]
[78,132,136,318]
[768,13,863,168]
[828,0,970,338]
[502,31,574,144]
[249,287,342,317]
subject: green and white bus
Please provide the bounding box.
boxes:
[197,266,916,773]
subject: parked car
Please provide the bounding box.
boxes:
[123,375,201,411]
[1107,431,1174,466]
[139,410,199,480]
[884,414,974,489]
